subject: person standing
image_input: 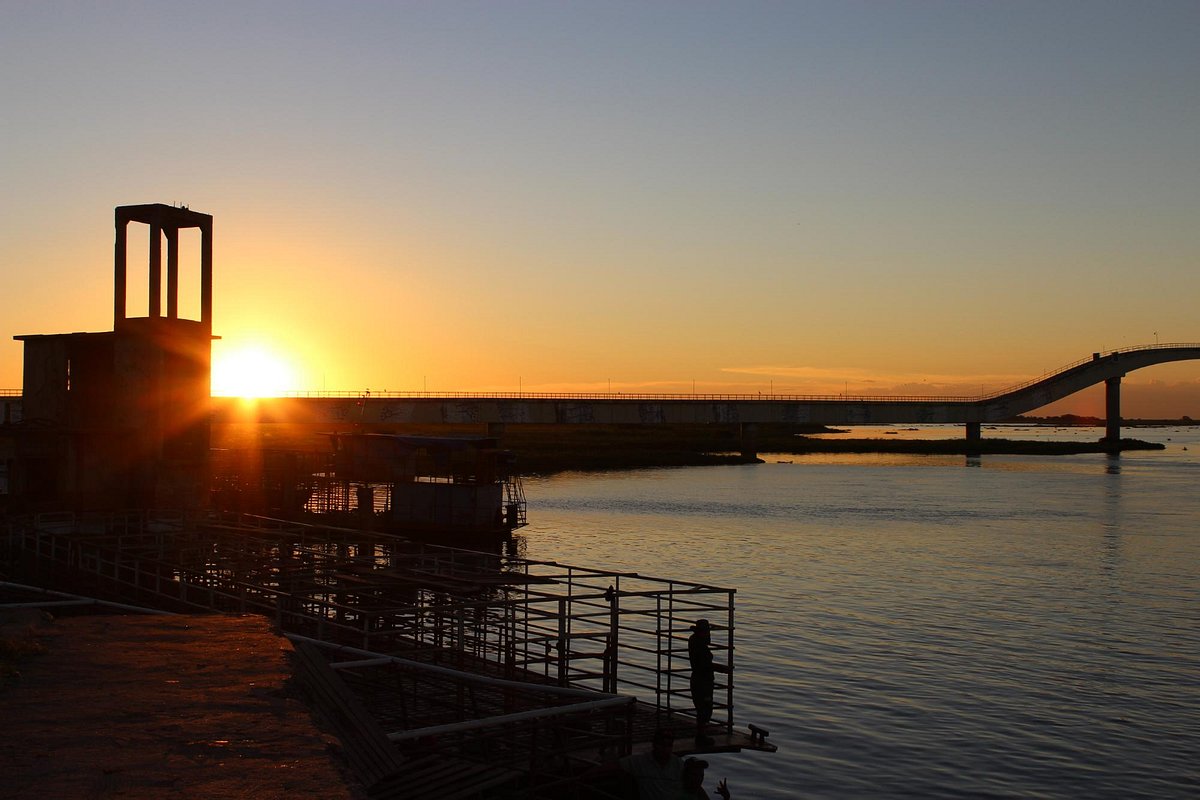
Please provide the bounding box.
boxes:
[688,619,729,746]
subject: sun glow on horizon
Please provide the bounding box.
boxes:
[211,344,298,398]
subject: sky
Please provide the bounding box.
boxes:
[2,1,1198,416]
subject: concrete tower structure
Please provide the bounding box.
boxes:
[10,204,215,510]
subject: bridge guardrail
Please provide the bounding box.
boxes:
[980,342,1200,401]
[269,343,1200,403]
[8,343,1199,406]
[270,390,985,402]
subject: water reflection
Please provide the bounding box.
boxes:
[522,429,1200,799]
[1100,476,1124,578]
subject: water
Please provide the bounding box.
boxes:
[518,425,1200,799]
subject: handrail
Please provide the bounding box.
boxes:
[384,696,634,742]
[287,633,613,699]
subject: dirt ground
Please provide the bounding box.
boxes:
[0,612,359,800]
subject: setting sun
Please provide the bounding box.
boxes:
[211,344,297,398]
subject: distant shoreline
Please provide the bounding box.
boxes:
[1000,414,1195,427]
[209,419,1186,478]
[504,421,1174,476]
[513,439,1166,476]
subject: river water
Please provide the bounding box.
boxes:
[518,425,1200,799]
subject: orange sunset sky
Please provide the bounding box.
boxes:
[2,3,1197,417]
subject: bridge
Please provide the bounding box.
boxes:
[204,343,1200,454]
[4,344,1197,453]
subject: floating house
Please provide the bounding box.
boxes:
[306,432,527,536]
[208,431,528,540]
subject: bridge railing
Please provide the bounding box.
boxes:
[981,342,1200,401]
[7,343,1199,406]
[269,342,1200,404]
[275,389,983,402]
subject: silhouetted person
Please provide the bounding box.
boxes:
[681,757,731,799]
[617,727,683,800]
[688,619,729,746]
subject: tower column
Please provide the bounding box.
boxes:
[114,219,128,325]
[200,218,213,335]
[149,223,162,318]
[166,227,179,319]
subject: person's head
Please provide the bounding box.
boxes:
[651,728,674,763]
[683,757,709,789]
[693,618,712,638]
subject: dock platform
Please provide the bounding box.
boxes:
[3,510,777,796]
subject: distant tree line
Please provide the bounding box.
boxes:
[1011,414,1194,426]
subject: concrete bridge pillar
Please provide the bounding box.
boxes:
[487,422,505,441]
[739,423,758,461]
[1104,376,1122,444]
[965,422,981,442]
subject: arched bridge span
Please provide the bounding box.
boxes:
[973,344,1200,441]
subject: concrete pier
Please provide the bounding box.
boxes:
[740,422,758,460]
[1104,376,1122,445]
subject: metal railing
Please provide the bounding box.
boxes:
[273,342,1200,403]
[294,634,637,789]
[4,509,736,733]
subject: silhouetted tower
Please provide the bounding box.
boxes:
[11,204,216,510]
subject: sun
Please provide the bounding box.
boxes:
[211,344,298,398]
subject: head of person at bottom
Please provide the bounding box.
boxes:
[651,727,675,764]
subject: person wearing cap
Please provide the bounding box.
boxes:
[688,618,729,746]
[680,757,731,799]
[615,727,685,800]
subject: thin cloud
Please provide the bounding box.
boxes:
[720,365,1027,389]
